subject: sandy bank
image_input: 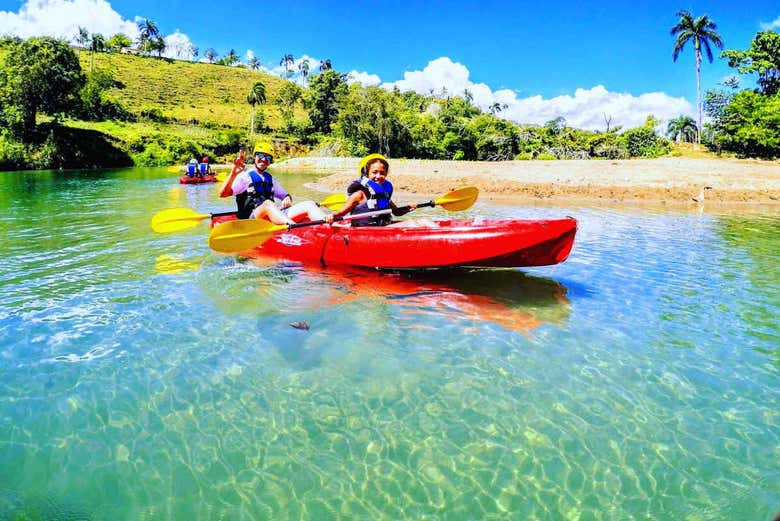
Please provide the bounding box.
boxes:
[276,156,780,205]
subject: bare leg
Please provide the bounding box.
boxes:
[286,200,327,222]
[251,200,294,225]
[387,217,438,228]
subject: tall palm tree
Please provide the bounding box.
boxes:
[280,54,294,77]
[248,56,260,71]
[204,48,217,64]
[666,115,698,143]
[247,81,267,134]
[89,33,105,72]
[75,26,89,48]
[298,59,310,84]
[671,10,723,143]
[138,19,159,39]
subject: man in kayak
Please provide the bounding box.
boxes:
[218,142,326,225]
[325,153,415,226]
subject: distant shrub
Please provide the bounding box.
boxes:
[515,152,532,160]
[622,127,670,158]
[536,153,557,160]
[132,142,176,166]
[138,107,167,122]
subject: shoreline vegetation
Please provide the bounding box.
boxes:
[277,156,780,206]
[1,23,779,209]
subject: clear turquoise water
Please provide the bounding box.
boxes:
[0,168,778,520]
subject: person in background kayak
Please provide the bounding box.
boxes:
[198,156,212,178]
[218,142,326,225]
[325,153,415,226]
[186,157,198,178]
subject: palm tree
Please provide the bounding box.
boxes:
[75,26,89,48]
[489,102,508,115]
[463,89,474,104]
[298,59,310,84]
[247,81,267,134]
[204,48,217,63]
[248,56,260,71]
[89,32,105,72]
[319,59,332,71]
[224,49,238,66]
[666,115,698,143]
[138,19,159,40]
[671,10,723,143]
[280,54,294,77]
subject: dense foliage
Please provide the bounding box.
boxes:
[0,37,84,137]
[704,30,780,157]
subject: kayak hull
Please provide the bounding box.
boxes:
[179,175,217,184]
[211,217,577,269]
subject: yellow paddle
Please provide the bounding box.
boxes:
[215,172,227,182]
[396,186,479,212]
[150,193,348,233]
[208,186,479,254]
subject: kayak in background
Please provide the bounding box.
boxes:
[179,175,217,184]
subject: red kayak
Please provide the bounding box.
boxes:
[179,175,217,184]
[211,216,577,269]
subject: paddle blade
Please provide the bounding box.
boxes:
[208,219,287,253]
[215,172,226,182]
[434,186,479,211]
[319,193,347,210]
[151,208,211,233]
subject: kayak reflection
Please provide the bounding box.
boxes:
[272,263,571,336]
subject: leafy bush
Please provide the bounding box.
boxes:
[621,127,670,158]
[138,107,167,122]
[515,152,532,160]
[536,153,557,160]
[0,133,26,169]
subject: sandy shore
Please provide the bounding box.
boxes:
[276,156,780,207]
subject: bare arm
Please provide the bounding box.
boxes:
[325,191,365,223]
[219,159,245,198]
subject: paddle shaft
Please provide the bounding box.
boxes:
[285,209,392,231]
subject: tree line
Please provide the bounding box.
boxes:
[0,14,778,171]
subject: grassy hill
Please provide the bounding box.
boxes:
[54,51,309,168]
[79,51,296,131]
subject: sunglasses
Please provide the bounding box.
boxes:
[254,153,273,162]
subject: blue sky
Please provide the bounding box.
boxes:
[1,0,779,130]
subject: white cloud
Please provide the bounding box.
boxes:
[759,15,780,30]
[0,0,139,42]
[163,31,196,61]
[347,70,381,86]
[379,57,693,130]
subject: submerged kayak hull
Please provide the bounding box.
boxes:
[212,217,577,269]
[179,175,217,184]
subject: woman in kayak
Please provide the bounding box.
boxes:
[325,154,416,226]
[219,143,326,225]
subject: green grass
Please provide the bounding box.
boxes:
[78,51,299,131]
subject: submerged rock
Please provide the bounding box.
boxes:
[290,321,310,330]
